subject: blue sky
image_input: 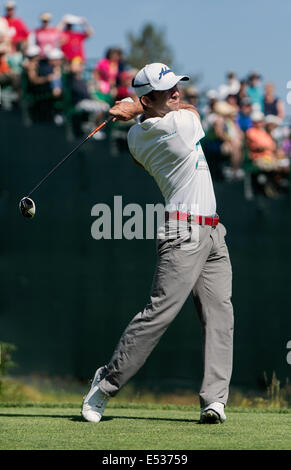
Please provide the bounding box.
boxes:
[4,0,291,115]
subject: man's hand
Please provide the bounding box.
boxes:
[109,100,143,122]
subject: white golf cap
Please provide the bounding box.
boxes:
[26,45,41,58]
[251,110,265,122]
[63,14,82,25]
[5,1,16,8]
[132,63,189,98]
[206,89,218,100]
[47,48,64,60]
[265,114,282,126]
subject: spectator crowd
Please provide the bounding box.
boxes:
[0,2,137,136]
[200,71,289,198]
[0,1,290,198]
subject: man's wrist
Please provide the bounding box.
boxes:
[132,99,143,116]
[109,99,143,121]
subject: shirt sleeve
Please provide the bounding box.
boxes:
[127,126,145,169]
[127,125,136,158]
[172,109,205,146]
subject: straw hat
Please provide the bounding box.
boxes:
[40,12,52,22]
[214,101,237,117]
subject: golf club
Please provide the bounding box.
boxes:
[19,97,134,218]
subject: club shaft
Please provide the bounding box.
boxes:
[27,117,113,197]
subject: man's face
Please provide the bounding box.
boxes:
[226,95,237,106]
[250,76,259,87]
[142,85,180,117]
[6,7,14,18]
[265,83,274,95]
[254,120,264,129]
[241,104,251,116]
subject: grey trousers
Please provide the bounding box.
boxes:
[98,223,234,407]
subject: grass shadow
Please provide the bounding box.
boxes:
[70,415,113,422]
[99,415,199,423]
[0,413,78,419]
[0,412,199,423]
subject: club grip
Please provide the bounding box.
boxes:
[87,98,133,139]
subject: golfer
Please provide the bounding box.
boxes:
[82,63,234,424]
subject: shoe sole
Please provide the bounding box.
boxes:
[200,409,223,424]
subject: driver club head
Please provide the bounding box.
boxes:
[19,197,36,219]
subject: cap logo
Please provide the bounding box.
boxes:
[159,67,172,80]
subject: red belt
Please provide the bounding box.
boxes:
[165,212,219,226]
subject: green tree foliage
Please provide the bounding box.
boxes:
[0,341,17,397]
[0,342,16,376]
[126,23,174,70]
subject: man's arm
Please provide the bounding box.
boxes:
[109,100,200,122]
[81,17,94,38]
[56,20,66,30]
[109,99,143,121]
[179,103,200,119]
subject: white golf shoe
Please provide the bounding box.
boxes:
[81,367,109,423]
[200,402,226,424]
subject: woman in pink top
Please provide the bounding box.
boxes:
[93,48,120,94]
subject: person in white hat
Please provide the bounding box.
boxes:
[246,111,276,163]
[57,14,93,62]
[47,48,64,97]
[24,44,55,88]
[4,1,29,52]
[218,71,240,100]
[246,111,288,195]
[81,63,234,425]
[211,101,244,178]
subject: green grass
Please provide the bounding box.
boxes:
[0,403,290,450]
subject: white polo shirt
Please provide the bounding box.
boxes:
[127,109,216,216]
